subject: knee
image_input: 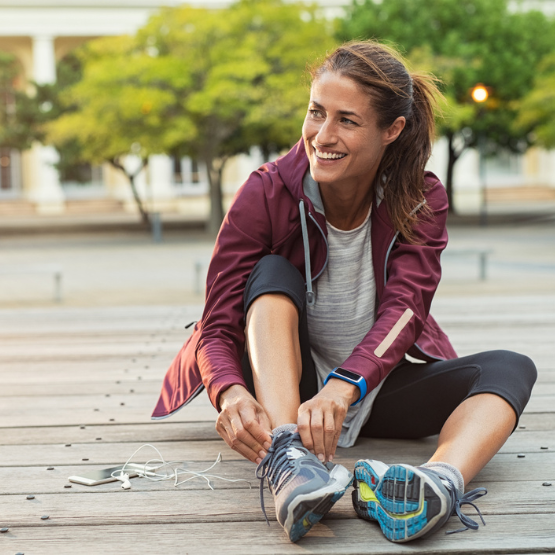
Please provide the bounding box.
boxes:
[488,349,537,398]
[252,255,305,289]
[244,255,306,315]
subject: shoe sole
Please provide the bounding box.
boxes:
[284,464,354,543]
[353,461,448,542]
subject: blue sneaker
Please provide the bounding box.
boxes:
[256,430,353,542]
[352,460,487,542]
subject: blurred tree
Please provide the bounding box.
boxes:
[516,53,555,148]
[46,0,333,232]
[46,37,192,223]
[0,51,35,151]
[138,0,334,232]
[337,0,555,212]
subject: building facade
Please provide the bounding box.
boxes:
[0,0,554,216]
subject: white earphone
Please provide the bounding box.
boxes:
[115,472,131,490]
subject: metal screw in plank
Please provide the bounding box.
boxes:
[26,495,35,500]
[541,446,549,450]
[543,482,552,486]
[517,454,525,458]
[41,516,49,521]
[0,527,8,533]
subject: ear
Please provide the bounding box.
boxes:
[383,116,406,145]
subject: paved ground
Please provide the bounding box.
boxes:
[1,216,554,308]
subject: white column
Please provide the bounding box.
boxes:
[147,155,176,210]
[28,35,65,212]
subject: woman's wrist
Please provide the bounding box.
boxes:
[324,377,360,405]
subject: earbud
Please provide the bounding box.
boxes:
[116,472,131,490]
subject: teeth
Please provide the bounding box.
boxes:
[314,147,346,160]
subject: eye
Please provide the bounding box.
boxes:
[341,117,357,126]
[308,109,324,119]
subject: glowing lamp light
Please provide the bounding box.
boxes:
[471,84,489,103]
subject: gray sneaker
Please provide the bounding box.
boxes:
[256,430,353,542]
[352,460,487,541]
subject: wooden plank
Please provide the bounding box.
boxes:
[0,379,164,397]
[517,412,555,431]
[0,393,216,428]
[2,436,554,469]
[0,362,172,384]
[1,516,555,555]
[1,451,553,495]
[0,480,553,531]
[0,418,552,457]
[0,422,220,446]
[2,392,553,429]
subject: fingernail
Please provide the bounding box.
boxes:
[328,455,334,462]
[255,457,262,464]
[318,454,324,461]
[259,450,266,458]
[263,442,271,450]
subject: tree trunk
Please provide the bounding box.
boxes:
[204,156,227,235]
[128,173,149,225]
[110,158,149,225]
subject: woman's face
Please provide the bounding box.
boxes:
[302,72,404,192]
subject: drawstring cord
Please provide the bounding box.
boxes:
[299,200,315,307]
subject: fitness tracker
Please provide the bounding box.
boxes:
[324,367,367,406]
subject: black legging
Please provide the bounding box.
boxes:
[241,255,537,438]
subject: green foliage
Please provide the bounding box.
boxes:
[47,36,193,165]
[338,0,554,150]
[0,51,36,150]
[337,0,555,209]
[45,0,334,229]
[516,53,555,148]
[137,0,334,161]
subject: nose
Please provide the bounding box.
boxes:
[315,118,337,146]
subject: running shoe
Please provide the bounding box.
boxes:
[352,460,487,542]
[256,430,353,542]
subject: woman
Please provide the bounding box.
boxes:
[152,41,537,543]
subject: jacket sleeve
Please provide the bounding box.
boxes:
[196,172,273,410]
[340,178,449,394]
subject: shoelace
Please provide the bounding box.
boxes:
[255,431,300,526]
[443,477,487,534]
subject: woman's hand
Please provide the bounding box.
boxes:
[216,384,273,464]
[297,379,359,463]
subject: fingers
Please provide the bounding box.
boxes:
[216,390,272,464]
[297,396,348,462]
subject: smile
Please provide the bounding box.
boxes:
[313,146,346,160]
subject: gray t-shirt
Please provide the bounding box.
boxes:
[304,173,385,448]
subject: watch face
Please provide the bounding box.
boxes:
[335,368,362,382]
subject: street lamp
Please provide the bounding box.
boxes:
[471,84,489,226]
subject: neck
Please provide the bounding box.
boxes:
[319,181,373,230]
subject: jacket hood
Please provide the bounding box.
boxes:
[271,139,310,199]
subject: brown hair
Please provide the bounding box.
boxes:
[311,40,442,242]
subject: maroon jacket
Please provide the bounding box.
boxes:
[152,140,457,419]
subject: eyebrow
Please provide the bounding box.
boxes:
[309,101,362,119]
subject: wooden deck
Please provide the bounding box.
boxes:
[1,296,555,554]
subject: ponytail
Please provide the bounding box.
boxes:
[312,41,444,243]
